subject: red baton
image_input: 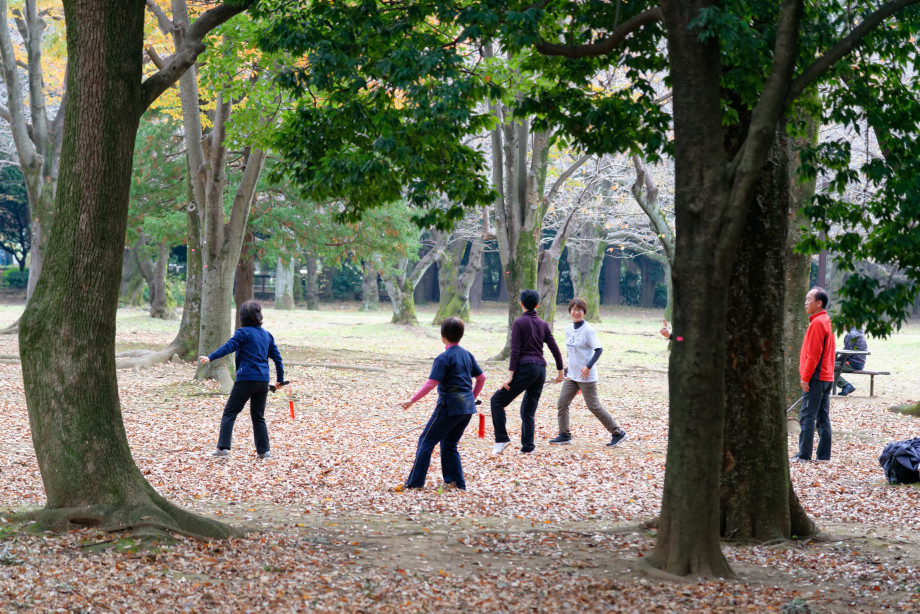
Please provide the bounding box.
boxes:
[478,413,485,438]
[290,399,295,420]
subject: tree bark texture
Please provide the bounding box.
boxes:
[0,0,65,304]
[234,228,255,330]
[721,125,802,542]
[18,0,236,539]
[304,254,319,310]
[568,230,607,322]
[602,250,622,306]
[119,247,145,307]
[149,240,173,319]
[433,236,483,324]
[274,257,295,310]
[639,256,658,308]
[649,1,735,577]
[361,262,380,311]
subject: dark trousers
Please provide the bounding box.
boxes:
[490,363,546,452]
[404,405,472,489]
[217,380,270,454]
[798,379,832,460]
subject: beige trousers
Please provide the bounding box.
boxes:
[556,379,620,435]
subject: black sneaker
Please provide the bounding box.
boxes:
[838,384,855,396]
[549,433,572,445]
[607,431,628,447]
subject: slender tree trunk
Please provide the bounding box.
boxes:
[120,247,145,307]
[132,237,156,308]
[433,237,483,323]
[568,236,606,322]
[469,266,483,309]
[602,250,622,306]
[274,257,295,310]
[18,0,234,539]
[172,204,203,361]
[383,273,417,325]
[639,256,657,308]
[360,262,379,311]
[234,228,255,330]
[304,254,319,309]
[149,240,172,319]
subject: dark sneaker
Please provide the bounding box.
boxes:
[838,384,855,396]
[791,454,810,463]
[549,434,572,445]
[607,431,628,447]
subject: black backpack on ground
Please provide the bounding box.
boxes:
[878,438,920,484]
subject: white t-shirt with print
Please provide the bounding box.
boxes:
[565,321,602,383]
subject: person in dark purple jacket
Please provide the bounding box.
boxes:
[490,289,564,454]
[199,300,285,459]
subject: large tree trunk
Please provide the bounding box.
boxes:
[18,0,236,539]
[647,5,735,576]
[234,228,255,330]
[383,273,418,325]
[721,125,816,541]
[360,262,380,311]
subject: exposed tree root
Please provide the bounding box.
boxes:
[635,557,696,583]
[16,493,244,542]
[0,318,19,335]
[115,345,183,370]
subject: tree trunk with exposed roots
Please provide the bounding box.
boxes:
[18,0,243,539]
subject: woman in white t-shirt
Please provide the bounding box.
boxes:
[549,297,627,447]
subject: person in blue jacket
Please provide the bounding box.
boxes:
[398,317,486,490]
[199,300,284,459]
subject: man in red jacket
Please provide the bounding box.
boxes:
[794,287,836,462]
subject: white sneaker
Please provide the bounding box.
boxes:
[258,451,271,459]
[492,441,512,455]
[210,448,229,458]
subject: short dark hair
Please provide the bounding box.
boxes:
[811,287,829,309]
[440,317,465,343]
[568,297,588,314]
[520,289,540,311]
[239,300,263,327]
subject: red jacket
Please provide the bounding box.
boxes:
[799,310,835,382]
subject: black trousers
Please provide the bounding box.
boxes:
[217,380,270,454]
[490,363,546,452]
[798,379,832,461]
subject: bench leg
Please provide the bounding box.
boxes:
[870,375,875,397]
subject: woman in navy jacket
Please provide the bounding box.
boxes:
[199,300,285,459]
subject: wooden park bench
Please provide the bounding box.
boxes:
[843,369,891,397]
[833,349,890,397]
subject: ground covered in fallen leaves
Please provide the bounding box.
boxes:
[1,303,918,613]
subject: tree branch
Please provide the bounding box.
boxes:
[141,0,254,110]
[534,7,663,58]
[144,0,174,35]
[785,0,920,108]
[544,153,592,211]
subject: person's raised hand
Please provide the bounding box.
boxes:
[198,356,210,364]
[659,319,670,339]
